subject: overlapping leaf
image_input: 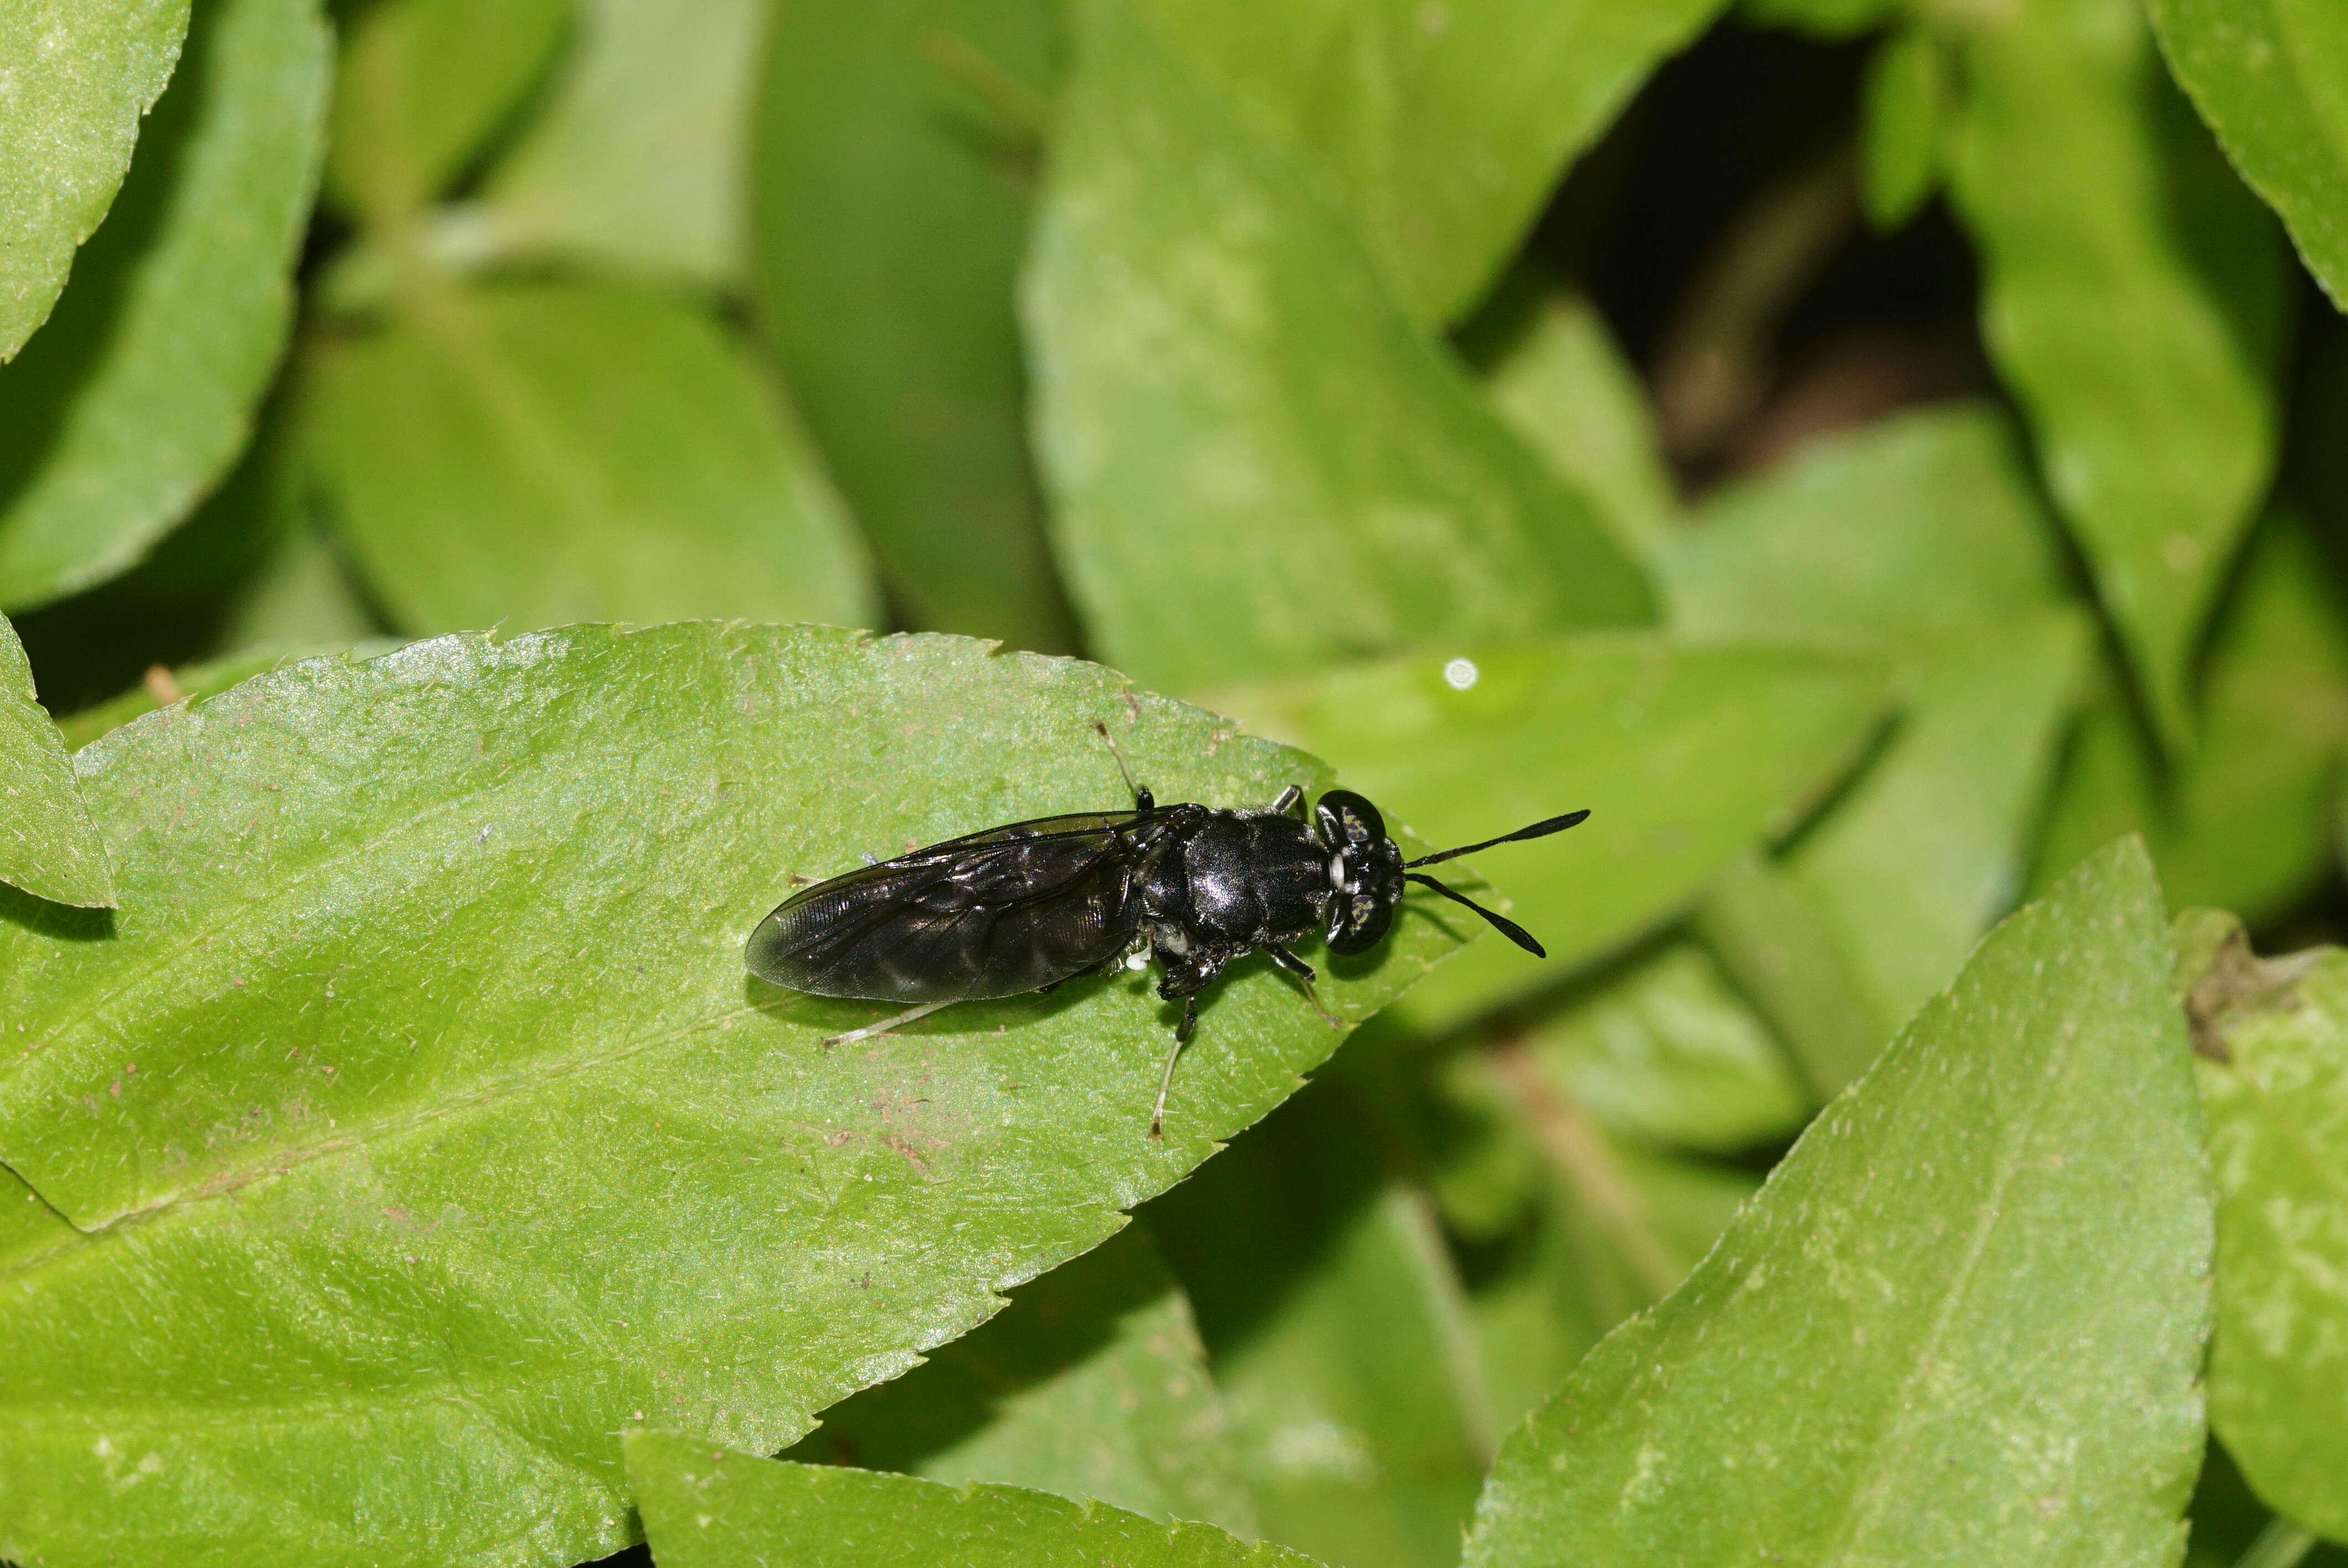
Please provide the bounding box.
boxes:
[1212,633,1889,1029]
[0,625,1458,1568]
[2033,509,2348,921]
[1470,277,1678,557]
[308,280,877,636]
[1666,403,2090,1076]
[630,1435,1320,1568]
[750,0,1076,653]
[1465,840,2211,1566]
[323,0,569,226]
[2177,910,2348,1545]
[1027,0,1652,696]
[1948,0,2287,748]
[1145,0,1731,327]
[0,0,327,610]
[2149,0,2348,310]
[0,0,189,360]
[786,1224,1255,1536]
[1150,1077,1490,1568]
[473,0,760,286]
[0,612,114,906]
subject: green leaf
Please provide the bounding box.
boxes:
[749,0,1078,654]
[1150,1076,1491,1568]
[1693,850,1882,1101]
[1027,0,1654,697]
[322,0,569,226]
[1434,1044,1759,1436]
[1667,403,2091,1072]
[307,280,877,637]
[0,612,114,907]
[1143,0,1731,327]
[2148,0,2348,311]
[2180,910,2348,1544]
[0,1161,78,1274]
[1463,839,2211,1566]
[1861,23,1947,231]
[2032,508,2348,922]
[1948,0,2289,749]
[0,0,189,361]
[1467,273,1679,559]
[627,1433,1322,1568]
[0,625,1456,1568]
[1514,941,1810,1154]
[473,0,761,286]
[0,0,328,611]
[785,1225,1257,1538]
[1211,634,1890,1030]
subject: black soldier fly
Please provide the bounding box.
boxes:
[746,724,1587,1135]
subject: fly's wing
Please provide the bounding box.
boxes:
[746,812,1156,1003]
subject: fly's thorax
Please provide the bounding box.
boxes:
[1141,807,1329,948]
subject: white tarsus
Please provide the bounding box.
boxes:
[823,999,953,1048]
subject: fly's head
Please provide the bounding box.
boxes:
[1316,789,1406,955]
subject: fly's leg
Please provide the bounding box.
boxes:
[1091,720,1152,812]
[822,999,954,1049]
[1268,943,1344,1031]
[1269,784,1305,818]
[1151,995,1201,1139]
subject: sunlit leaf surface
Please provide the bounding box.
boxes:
[0,0,326,610]
[0,612,114,906]
[0,0,188,360]
[630,1435,1321,1568]
[1465,840,2210,1567]
[0,625,1457,1568]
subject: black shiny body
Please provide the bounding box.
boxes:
[746,765,1582,1089]
[747,790,1359,1013]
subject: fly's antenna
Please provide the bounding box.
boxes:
[1091,720,1149,809]
[1404,809,1590,869]
[1404,873,1547,958]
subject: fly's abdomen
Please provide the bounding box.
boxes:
[747,834,1147,1003]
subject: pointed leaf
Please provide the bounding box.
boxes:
[750,0,1078,653]
[1211,634,1890,1029]
[0,626,1457,1568]
[1150,1077,1490,1568]
[2149,0,2348,311]
[1470,277,1678,558]
[2180,911,2348,1544]
[1860,23,1947,231]
[1027,0,1652,697]
[1948,0,2289,747]
[787,1225,1256,1537]
[1464,840,2210,1567]
[0,0,189,360]
[628,1435,1321,1568]
[322,0,568,224]
[2033,508,2348,922]
[476,0,761,286]
[1516,941,1810,1154]
[1667,404,2091,1075]
[0,0,328,610]
[0,612,114,906]
[308,280,877,636]
[1145,0,1731,326]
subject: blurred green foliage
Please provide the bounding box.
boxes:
[5,1,2348,1565]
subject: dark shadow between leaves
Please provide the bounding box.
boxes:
[779,1225,1165,1474]
[0,882,116,945]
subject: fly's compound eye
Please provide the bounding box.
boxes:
[1325,887,1395,956]
[1314,789,1386,849]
